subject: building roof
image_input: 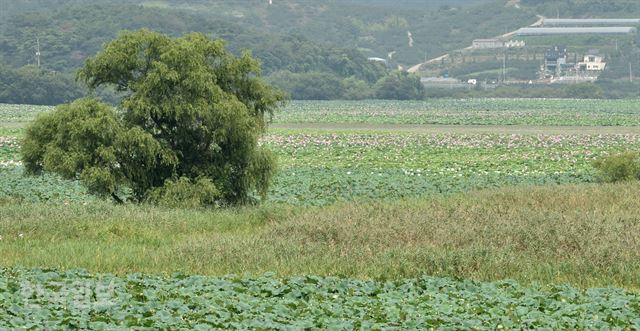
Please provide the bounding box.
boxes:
[420,77,459,83]
[543,18,640,26]
[473,39,502,42]
[516,27,637,36]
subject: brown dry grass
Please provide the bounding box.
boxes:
[1,182,639,289]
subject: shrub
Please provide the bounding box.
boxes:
[146,177,221,209]
[593,151,640,182]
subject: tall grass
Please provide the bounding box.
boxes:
[1,182,640,289]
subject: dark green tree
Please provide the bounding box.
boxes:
[22,29,285,205]
[374,71,425,100]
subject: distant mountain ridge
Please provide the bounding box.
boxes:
[1,0,639,104]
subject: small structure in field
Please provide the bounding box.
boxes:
[576,54,606,72]
[472,39,504,49]
[544,45,568,77]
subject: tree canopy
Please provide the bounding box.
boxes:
[22,30,285,206]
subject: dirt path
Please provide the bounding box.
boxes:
[271,123,640,135]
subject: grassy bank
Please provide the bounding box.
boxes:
[2,182,640,289]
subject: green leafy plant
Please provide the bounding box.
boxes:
[2,268,640,329]
[593,151,640,183]
[146,177,221,209]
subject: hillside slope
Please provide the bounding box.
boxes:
[1,0,639,103]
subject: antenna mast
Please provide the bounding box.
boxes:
[35,38,41,68]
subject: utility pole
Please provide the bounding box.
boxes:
[502,51,507,84]
[630,62,634,82]
[35,38,41,68]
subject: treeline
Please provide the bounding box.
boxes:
[0,3,388,80]
[268,71,425,100]
[0,65,83,105]
[0,3,428,104]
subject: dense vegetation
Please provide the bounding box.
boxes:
[5,100,640,206]
[2,268,639,329]
[2,1,640,327]
[0,65,83,105]
[0,3,393,103]
[3,97,640,327]
[22,31,284,205]
[3,0,638,103]
[2,182,640,288]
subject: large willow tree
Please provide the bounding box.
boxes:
[22,30,285,205]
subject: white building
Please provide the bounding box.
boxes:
[577,55,606,71]
[472,39,504,49]
[504,40,525,48]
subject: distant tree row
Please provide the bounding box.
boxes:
[268,71,425,100]
[0,65,83,105]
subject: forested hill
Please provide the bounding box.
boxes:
[0,0,521,72]
[0,0,530,104]
[136,0,533,66]
[0,2,394,103]
[1,0,640,104]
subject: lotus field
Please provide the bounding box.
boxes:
[4,101,640,204]
[2,269,640,329]
[275,99,640,126]
[2,100,640,328]
[265,130,640,205]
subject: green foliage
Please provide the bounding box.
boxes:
[21,98,171,199]
[593,152,640,183]
[268,71,345,100]
[374,71,425,100]
[263,129,628,205]
[0,167,96,204]
[268,71,380,100]
[0,104,52,124]
[2,1,639,101]
[2,268,640,329]
[8,99,640,206]
[451,59,541,81]
[161,0,534,65]
[4,182,640,287]
[146,177,221,208]
[0,65,84,105]
[426,83,634,99]
[0,3,387,95]
[22,98,126,190]
[564,83,604,99]
[23,30,285,205]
